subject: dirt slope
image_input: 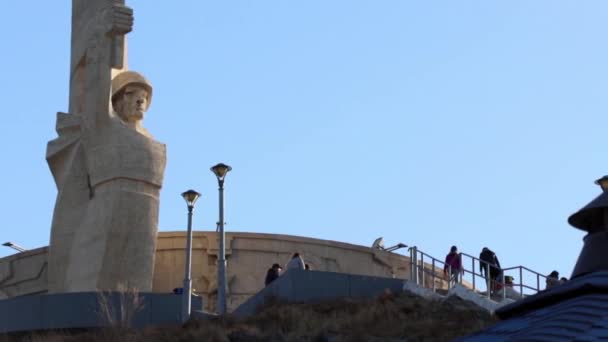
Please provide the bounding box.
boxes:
[1,291,497,342]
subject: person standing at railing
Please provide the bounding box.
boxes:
[479,247,502,292]
[444,246,463,286]
[502,276,522,300]
[546,270,560,289]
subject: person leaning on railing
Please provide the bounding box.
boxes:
[479,247,502,293]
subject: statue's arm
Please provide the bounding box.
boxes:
[81,3,133,132]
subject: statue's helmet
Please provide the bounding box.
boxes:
[111,71,153,110]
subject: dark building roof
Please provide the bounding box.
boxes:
[459,178,608,340]
[458,271,608,341]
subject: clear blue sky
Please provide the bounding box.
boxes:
[1,1,606,284]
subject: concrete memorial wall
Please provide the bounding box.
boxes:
[1,232,441,311]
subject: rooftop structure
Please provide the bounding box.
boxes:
[461,176,608,341]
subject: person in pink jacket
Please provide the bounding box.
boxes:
[444,246,463,285]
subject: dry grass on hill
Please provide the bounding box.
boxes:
[1,291,497,342]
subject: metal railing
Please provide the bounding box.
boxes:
[502,265,548,297]
[459,252,548,300]
[409,246,460,293]
[459,252,501,299]
[408,247,548,301]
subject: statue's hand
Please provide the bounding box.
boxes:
[86,3,133,49]
[106,3,133,36]
[81,4,132,60]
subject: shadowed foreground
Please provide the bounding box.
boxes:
[0,291,497,342]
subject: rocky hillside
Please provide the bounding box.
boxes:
[1,290,497,342]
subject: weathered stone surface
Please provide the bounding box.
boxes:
[47,0,165,293]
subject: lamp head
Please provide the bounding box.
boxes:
[211,163,232,181]
[2,242,26,252]
[181,189,201,207]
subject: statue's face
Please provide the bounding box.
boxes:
[114,84,149,123]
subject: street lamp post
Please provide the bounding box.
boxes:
[181,189,201,323]
[211,163,232,315]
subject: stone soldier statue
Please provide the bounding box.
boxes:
[47,0,166,292]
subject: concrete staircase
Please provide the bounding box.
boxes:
[402,280,516,313]
[231,269,517,318]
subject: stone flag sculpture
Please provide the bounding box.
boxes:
[46,0,166,292]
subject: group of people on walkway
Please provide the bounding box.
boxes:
[443,245,569,295]
[442,246,519,296]
[264,253,310,286]
[442,246,501,286]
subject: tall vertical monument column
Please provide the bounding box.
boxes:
[46,0,166,292]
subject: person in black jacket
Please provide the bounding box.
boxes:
[546,270,560,289]
[265,263,282,286]
[479,247,502,288]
